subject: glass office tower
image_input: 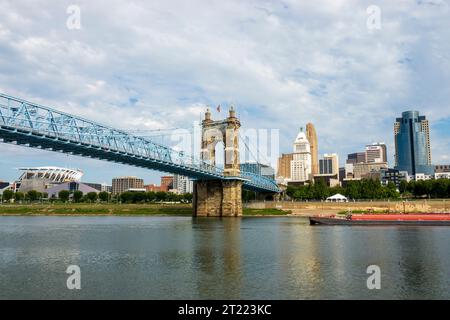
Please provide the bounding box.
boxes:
[394,111,434,175]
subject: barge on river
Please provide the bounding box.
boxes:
[309,214,450,226]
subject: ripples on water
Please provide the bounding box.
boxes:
[1,216,449,299]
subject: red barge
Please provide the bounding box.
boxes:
[309,214,450,226]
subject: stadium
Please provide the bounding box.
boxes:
[17,167,84,193]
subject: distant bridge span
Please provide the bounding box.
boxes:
[0,93,280,194]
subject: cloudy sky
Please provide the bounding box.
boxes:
[0,0,449,184]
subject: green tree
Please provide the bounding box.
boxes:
[359,179,375,199]
[155,191,167,202]
[14,192,25,202]
[399,180,408,194]
[330,186,344,197]
[406,180,415,194]
[447,181,450,198]
[345,181,360,200]
[98,191,109,202]
[425,180,433,198]
[73,190,83,203]
[146,191,156,202]
[414,180,431,198]
[293,186,309,200]
[386,182,399,199]
[110,194,119,203]
[120,191,134,203]
[2,189,14,202]
[27,190,39,202]
[431,179,448,199]
[313,178,329,200]
[293,189,304,200]
[182,193,193,203]
[168,192,182,202]
[86,192,98,203]
[286,186,297,199]
[58,190,70,202]
[132,192,146,203]
[166,192,174,202]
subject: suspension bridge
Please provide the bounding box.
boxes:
[0,93,280,211]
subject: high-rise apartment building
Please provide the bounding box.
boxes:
[306,123,319,176]
[394,111,433,175]
[173,174,193,194]
[290,128,312,182]
[112,176,144,194]
[365,142,387,163]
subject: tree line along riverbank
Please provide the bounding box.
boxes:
[0,189,193,204]
[0,203,290,216]
[284,178,450,201]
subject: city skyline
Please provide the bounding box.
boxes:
[0,108,445,185]
[0,1,450,183]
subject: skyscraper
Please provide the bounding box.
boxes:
[306,123,319,176]
[394,111,433,175]
[291,128,312,182]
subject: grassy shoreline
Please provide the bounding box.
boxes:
[0,203,290,217]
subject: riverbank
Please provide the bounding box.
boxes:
[2,200,448,217]
[245,199,450,216]
[0,203,290,216]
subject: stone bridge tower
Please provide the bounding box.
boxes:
[193,107,243,217]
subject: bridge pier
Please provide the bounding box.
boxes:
[194,107,243,217]
[193,179,243,217]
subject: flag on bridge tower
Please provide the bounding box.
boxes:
[216,104,221,113]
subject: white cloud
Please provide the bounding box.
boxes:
[0,0,449,183]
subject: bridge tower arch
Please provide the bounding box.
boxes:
[193,107,243,217]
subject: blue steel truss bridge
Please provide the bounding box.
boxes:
[0,93,280,193]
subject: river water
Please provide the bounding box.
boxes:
[1,216,449,299]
